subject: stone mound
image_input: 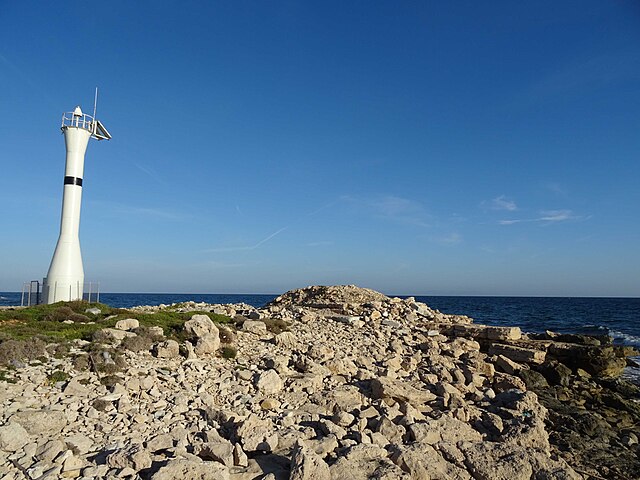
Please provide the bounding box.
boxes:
[268,285,390,308]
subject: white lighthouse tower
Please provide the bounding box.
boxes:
[43,95,111,304]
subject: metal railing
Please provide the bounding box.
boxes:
[61,112,95,131]
[20,280,101,306]
[21,280,41,306]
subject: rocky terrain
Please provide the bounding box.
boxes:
[0,285,639,480]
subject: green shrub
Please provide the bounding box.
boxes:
[72,355,90,371]
[43,306,90,323]
[218,326,236,344]
[221,346,237,359]
[121,335,153,353]
[0,338,47,366]
[263,318,290,334]
[0,369,16,384]
[133,326,164,342]
[100,374,123,387]
[47,370,69,384]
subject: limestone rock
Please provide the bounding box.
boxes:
[198,441,235,467]
[462,442,581,480]
[0,422,30,452]
[236,414,278,452]
[63,378,90,397]
[242,320,268,335]
[371,376,436,405]
[95,327,135,343]
[488,344,546,364]
[10,409,67,435]
[255,369,283,395]
[115,318,140,331]
[274,331,297,349]
[65,433,93,455]
[393,443,471,479]
[150,458,230,480]
[184,314,216,338]
[290,440,331,480]
[195,332,220,355]
[155,339,180,358]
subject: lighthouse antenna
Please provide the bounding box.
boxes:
[92,87,98,135]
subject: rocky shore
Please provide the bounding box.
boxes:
[0,285,639,479]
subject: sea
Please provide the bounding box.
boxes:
[1,292,639,383]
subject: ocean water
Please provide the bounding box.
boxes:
[2,291,638,381]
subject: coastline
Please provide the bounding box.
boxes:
[0,285,639,478]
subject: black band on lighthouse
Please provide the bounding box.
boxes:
[64,176,83,186]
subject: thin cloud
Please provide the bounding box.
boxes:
[498,219,522,225]
[91,200,190,221]
[483,195,518,211]
[499,209,587,225]
[205,227,287,253]
[539,209,573,222]
[134,162,165,185]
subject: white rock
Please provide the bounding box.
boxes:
[242,320,268,335]
[184,314,216,338]
[115,318,139,331]
[155,340,180,358]
[0,422,30,452]
[195,332,220,355]
[255,369,283,395]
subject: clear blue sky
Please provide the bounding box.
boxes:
[1,1,639,296]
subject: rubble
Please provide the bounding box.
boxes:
[0,285,638,479]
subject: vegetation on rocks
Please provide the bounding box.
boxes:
[0,301,233,367]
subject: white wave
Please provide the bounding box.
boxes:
[609,330,640,348]
[581,324,608,331]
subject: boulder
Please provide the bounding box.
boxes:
[184,314,216,338]
[154,339,180,358]
[94,328,136,343]
[290,440,331,480]
[198,441,235,467]
[488,344,546,364]
[462,442,581,480]
[195,332,220,355]
[274,331,297,349]
[393,443,471,479]
[10,409,67,435]
[150,459,230,480]
[115,318,140,331]
[236,414,279,452]
[255,369,283,395]
[242,320,268,335]
[0,422,30,452]
[371,376,436,405]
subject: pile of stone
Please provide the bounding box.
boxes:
[0,285,638,479]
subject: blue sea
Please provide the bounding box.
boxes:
[2,292,638,348]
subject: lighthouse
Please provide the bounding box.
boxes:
[42,98,111,304]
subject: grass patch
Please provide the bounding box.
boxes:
[0,369,16,383]
[0,302,232,344]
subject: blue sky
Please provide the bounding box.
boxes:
[1,1,639,296]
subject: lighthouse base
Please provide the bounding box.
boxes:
[42,276,84,304]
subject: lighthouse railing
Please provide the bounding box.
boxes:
[61,112,95,131]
